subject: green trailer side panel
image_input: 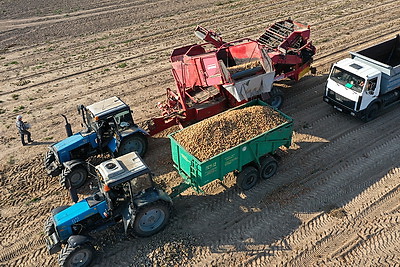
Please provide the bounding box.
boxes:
[169,99,293,195]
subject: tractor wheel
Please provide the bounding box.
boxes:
[44,151,55,168]
[58,243,95,267]
[267,87,284,109]
[60,166,88,189]
[362,104,379,122]
[259,156,278,180]
[43,216,55,236]
[131,201,171,237]
[236,166,259,190]
[117,134,148,157]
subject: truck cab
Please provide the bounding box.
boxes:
[45,96,149,189]
[324,35,400,121]
[324,58,382,120]
[44,152,172,267]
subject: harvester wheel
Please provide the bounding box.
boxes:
[117,134,148,157]
[58,243,95,267]
[43,216,55,236]
[131,201,171,237]
[267,87,284,109]
[259,156,278,180]
[237,166,259,190]
[44,151,55,168]
[60,166,88,189]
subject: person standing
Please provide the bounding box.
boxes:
[16,115,33,146]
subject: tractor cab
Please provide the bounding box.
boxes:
[44,96,149,190]
[94,152,154,215]
[82,96,135,136]
[44,152,172,267]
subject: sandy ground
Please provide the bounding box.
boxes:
[1,0,399,266]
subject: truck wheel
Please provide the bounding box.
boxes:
[267,87,284,109]
[131,201,171,237]
[118,134,148,157]
[236,166,259,190]
[363,104,379,122]
[260,156,278,180]
[58,243,95,267]
[44,216,55,236]
[60,166,88,189]
[44,151,55,168]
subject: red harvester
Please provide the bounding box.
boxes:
[147,19,316,135]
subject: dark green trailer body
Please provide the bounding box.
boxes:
[168,99,294,197]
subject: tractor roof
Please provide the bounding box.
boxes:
[86,96,129,118]
[95,152,150,187]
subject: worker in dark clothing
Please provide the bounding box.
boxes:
[16,115,33,146]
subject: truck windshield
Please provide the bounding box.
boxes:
[330,67,365,93]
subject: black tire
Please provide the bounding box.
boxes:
[44,151,55,169]
[60,166,88,189]
[131,201,171,237]
[117,134,148,157]
[44,216,55,236]
[58,243,95,267]
[236,166,259,190]
[259,156,278,180]
[267,87,284,109]
[362,104,379,122]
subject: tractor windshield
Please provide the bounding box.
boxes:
[114,110,134,131]
[128,174,153,196]
[330,67,365,93]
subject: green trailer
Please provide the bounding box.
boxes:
[168,99,294,197]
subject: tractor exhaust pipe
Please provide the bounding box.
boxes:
[62,114,73,137]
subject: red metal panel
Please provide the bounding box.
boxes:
[201,56,223,86]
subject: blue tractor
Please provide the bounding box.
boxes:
[44,96,149,189]
[44,152,172,266]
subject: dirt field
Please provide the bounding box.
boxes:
[1,0,399,266]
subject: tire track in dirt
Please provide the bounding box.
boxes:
[284,175,400,266]
[0,0,169,32]
[229,131,400,266]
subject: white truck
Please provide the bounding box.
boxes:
[323,35,400,121]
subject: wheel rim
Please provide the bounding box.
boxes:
[70,248,92,266]
[121,138,143,155]
[262,162,277,179]
[138,208,165,233]
[242,171,258,190]
[70,169,86,187]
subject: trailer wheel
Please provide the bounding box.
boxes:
[43,216,55,236]
[131,201,171,237]
[267,87,284,109]
[58,243,95,267]
[117,134,148,157]
[237,166,259,190]
[260,156,278,180]
[363,104,379,122]
[60,166,88,189]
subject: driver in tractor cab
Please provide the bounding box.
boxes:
[96,117,114,153]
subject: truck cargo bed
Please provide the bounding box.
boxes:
[351,35,400,93]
